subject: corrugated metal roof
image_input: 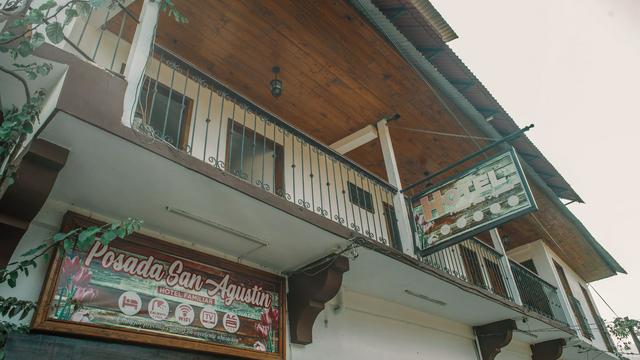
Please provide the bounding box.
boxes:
[366,0,584,204]
[405,0,458,42]
[349,0,625,277]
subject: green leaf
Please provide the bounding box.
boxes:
[0,31,15,43]
[76,3,92,17]
[64,8,79,26]
[20,243,47,257]
[16,40,33,57]
[45,22,64,44]
[100,230,117,244]
[52,232,67,242]
[30,32,45,48]
[38,0,57,11]
[7,278,16,288]
[89,0,106,7]
[78,227,99,242]
[62,238,74,253]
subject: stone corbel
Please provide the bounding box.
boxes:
[474,319,517,360]
[531,339,566,360]
[288,255,349,345]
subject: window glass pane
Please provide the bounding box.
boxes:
[138,80,189,148]
[347,182,374,213]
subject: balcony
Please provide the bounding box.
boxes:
[132,45,401,248]
[510,260,567,324]
[423,238,569,325]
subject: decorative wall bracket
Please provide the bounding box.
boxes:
[287,255,349,345]
[473,319,517,360]
[531,339,566,360]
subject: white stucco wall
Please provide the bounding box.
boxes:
[289,290,480,360]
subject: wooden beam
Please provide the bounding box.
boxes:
[474,319,517,360]
[288,255,349,345]
[330,125,378,154]
[531,339,566,360]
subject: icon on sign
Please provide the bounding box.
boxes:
[175,303,195,326]
[148,297,169,321]
[254,341,266,351]
[223,312,240,333]
[199,305,218,329]
[118,291,142,316]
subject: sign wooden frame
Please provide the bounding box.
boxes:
[33,212,286,360]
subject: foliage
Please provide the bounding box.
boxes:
[0,217,142,357]
[608,317,640,356]
[0,0,185,355]
[0,0,186,192]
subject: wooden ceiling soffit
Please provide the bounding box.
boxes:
[288,255,349,345]
[473,319,517,360]
[531,339,566,360]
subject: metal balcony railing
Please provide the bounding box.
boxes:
[570,295,594,339]
[64,1,139,73]
[510,260,568,324]
[422,238,515,301]
[132,45,401,247]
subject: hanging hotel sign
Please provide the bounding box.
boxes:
[34,212,285,360]
[413,148,537,254]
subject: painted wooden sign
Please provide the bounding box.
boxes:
[34,212,285,360]
[413,148,537,254]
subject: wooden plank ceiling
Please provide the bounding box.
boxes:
[119,0,615,281]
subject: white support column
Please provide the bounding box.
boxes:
[121,0,160,126]
[376,119,415,257]
[489,228,523,305]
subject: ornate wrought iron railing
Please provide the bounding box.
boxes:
[132,45,400,246]
[569,295,594,339]
[64,0,139,73]
[510,260,568,324]
[422,238,515,301]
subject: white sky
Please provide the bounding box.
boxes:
[430,0,640,328]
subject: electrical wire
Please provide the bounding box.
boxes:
[387,125,499,141]
[588,283,620,318]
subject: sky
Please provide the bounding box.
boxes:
[430,0,640,336]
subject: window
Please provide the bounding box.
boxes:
[431,208,438,218]
[382,202,401,250]
[581,285,615,351]
[348,182,374,213]
[137,78,193,149]
[427,193,434,202]
[520,259,538,274]
[460,246,485,288]
[484,258,508,298]
[554,261,593,339]
[226,119,285,193]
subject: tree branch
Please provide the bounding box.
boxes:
[0,65,30,103]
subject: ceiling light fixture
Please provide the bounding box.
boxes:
[270,66,283,98]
